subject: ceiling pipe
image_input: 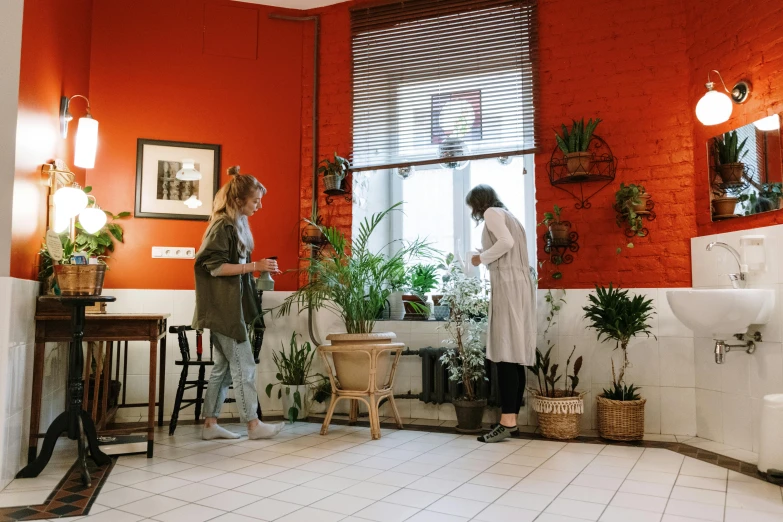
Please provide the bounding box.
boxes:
[269,13,322,346]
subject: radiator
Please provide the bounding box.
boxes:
[416,347,503,407]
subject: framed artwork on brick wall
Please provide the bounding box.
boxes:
[134,139,221,220]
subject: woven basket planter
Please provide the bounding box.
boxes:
[596,395,646,441]
[530,390,585,440]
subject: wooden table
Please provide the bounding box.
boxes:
[27,310,168,463]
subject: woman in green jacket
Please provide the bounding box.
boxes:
[193,166,282,440]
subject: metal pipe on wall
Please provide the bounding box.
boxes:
[269,13,322,346]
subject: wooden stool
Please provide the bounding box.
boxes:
[318,342,404,440]
[168,326,262,435]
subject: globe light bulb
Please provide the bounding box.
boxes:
[79,206,107,234]
[696,86,732,125]
[53,185,88,219]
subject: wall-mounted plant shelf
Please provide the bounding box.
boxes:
[543,224,579,266]
[613,198,656,238]
[546,135,616,209]
[324,188,352,205]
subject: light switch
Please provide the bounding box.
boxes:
[152,246,196,259]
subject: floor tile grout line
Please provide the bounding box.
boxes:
[661,452,687,522]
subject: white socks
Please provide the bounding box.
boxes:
[248,421,284,440]
[202,424,241,440]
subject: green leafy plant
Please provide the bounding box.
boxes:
[312,378,332,404]
[602,381,641,401]
[582,284,655,401]
[278,203,436,334]
[537,204,564,227]
[317,152,351,181]
[543,289,566,335]
[410,264,438,298]
[615,183,647,253]
[713,130,748,165]
[264,332,325,423]
[530,344,583,397]
[439,259,490,401]
[555,118,602,154]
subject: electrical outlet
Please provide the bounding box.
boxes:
[152,246,196,259]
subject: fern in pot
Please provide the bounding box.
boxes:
[713,130,748,184]
[529,344,585,440]
[439,259,491,433]
[583,284,655,441]
[403,264,438,320]
[278,202,435,391]
[555,118,602,176]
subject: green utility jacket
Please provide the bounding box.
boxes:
[192,217,259,341]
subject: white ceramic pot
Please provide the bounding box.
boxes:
[281,384,309,422]
[388,291,405,321]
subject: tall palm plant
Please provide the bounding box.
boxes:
[278,203,435,334]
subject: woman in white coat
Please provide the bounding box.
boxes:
[468,185,536,443]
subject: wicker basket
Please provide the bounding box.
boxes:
[596,395,646,441]
[530,390,585,440]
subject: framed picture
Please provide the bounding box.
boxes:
[135,139,221,220]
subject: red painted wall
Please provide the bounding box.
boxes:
[11,0,93,280]
[687,0,783,236]
[534,0,696,288]
[86,0,304,290]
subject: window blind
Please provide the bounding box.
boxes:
[351,0,539,171]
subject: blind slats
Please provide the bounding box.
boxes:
[351,0,539,171]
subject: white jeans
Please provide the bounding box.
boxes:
[203,331,259,423]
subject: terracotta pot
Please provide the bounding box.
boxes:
[712,197,738,216]
[328,332,398,391]
[402,294,428,320]
[717,163,744,184]
[548,222,570,243]
[631,193,651,213]
[564,151,593,176]
[453,399,487,433]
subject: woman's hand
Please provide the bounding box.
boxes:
[254,258,280,274]
[471,254,482,267]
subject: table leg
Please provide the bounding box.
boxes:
[158,331,166,427]
[27,343,46,464]
[148,339,158,457]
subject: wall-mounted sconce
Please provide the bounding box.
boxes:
[176,159,202,181]
[695,70,751,126]
[60,95,99,168]
[183,195,203,209]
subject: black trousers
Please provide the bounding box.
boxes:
[496,362,527,415]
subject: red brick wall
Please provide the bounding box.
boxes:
[535,0,696,288]
[686,0,783,236]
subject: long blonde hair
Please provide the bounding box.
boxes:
[208,166,267,255]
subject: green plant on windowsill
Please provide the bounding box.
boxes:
[614,183,648,254]
[410,264,438,299]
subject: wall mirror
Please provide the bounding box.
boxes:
[709,114,782,221]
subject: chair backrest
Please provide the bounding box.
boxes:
[168,325,211,363]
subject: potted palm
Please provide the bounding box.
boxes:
[529,344,585,440]
[265,332,324,423]
[713,130,748,184]
[538,204,569,244]
[555,118,602,176]
[403,264,438,320]
[583,284,655,441]
[439,259,491,433]
[278,203,434,391]
[318,152,351,193]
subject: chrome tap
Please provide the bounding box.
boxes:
[706,242,746,289]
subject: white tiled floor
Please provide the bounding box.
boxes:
[0,439,78,508]
[3,422,782,521]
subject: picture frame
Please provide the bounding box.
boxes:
[134,139,221,220]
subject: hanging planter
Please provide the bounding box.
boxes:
[318,152,350,195]
[555,118,602,177]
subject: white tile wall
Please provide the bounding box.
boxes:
[691,223,783,452]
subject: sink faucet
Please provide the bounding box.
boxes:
[706,242,746,289]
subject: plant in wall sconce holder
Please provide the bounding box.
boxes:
[713,130,748,184]
[318,152,352,204]
[539,205,578,276]
[614,183,655,253]
[555,118,602,177]
[711,181,748,219]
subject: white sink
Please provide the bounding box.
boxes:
[666,289,775,338]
